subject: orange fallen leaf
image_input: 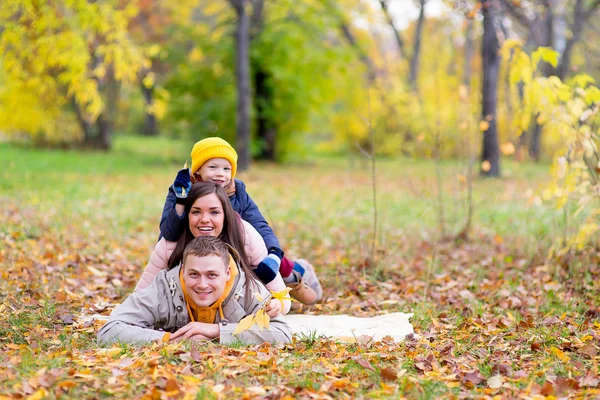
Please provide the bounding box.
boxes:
[380,367,397,381]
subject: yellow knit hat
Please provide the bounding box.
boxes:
[190,137,238,179]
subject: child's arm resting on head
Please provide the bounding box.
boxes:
[134,238,176,292]
[236,181,281,251]
[97,279,171,345]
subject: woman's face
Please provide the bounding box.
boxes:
[188,193,224,238]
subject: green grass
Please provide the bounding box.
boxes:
[1,135,598,399]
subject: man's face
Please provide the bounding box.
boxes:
[182,254,230,307]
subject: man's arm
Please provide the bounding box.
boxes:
[219,283,291,345]
[98,279,171,345]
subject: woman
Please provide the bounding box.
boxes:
[135,182,290,316]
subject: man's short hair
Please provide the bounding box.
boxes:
[182,236,229,270]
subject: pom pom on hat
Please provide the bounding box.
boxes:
[191,137,238,179]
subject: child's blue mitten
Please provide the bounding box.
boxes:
[172,168,192,205]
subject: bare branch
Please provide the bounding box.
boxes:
[584,0,600,21]
[378,0,406,59]
[497,0,531,28]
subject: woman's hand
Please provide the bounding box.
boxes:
[170,322,220,342]
[265,299,282,318]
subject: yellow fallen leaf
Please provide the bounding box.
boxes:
[233,314,255,335]
[479,121,490,131]
[550,346,569,362]
[26,388,47,400]
[87,266,107,277]
[95,348,121,356]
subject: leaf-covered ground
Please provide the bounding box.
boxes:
[1,140,599,399]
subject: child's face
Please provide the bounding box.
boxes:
[195,158,232,187]
[188,193,224,238]
[183,254,230,307]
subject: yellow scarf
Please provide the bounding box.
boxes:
[180,256,239,323]
[223,179,236,196]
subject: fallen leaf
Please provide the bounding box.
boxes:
[488,374,502,389]
[580,343,598,358]
[380,367,397,381]
[463,371,485,385]
[541,381,554,396]
[191,344,202,362]
[581,376,600,387]
[352,356,375,371]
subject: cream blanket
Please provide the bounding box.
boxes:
[283,312,413,342]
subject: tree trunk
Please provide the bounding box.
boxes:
[254,63,276,161]
[463,18,474,88]
[95,114,111,150]
[72,98,94,145]
[229,0,252,171]
[540,0,555,77]
[141,83,158,136]
[480,0,501,177]
[379,0,405,59]
[529,114,542,162]
[556,0,585,80]
[408,0,426,89]
[340,22,376,82]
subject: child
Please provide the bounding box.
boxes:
[98,236,291,345]
[160,137,322,304]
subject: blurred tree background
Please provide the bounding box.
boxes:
[0,0,598,170]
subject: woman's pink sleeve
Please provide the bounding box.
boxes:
[241,220,268,266]
[134,238,177,292]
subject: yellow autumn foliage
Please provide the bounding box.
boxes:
[506,42,600,254]
[0,0,147,144]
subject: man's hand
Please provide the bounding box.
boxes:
[170,322,220,342]
[265,299,282,318]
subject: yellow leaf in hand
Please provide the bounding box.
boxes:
[270,287,295,309]
[255,309,265,331]
[183,160,188,169]
[233,314,255,336]
[271,287,293,301]
[262,310,270,330]
[255,308,270,330]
